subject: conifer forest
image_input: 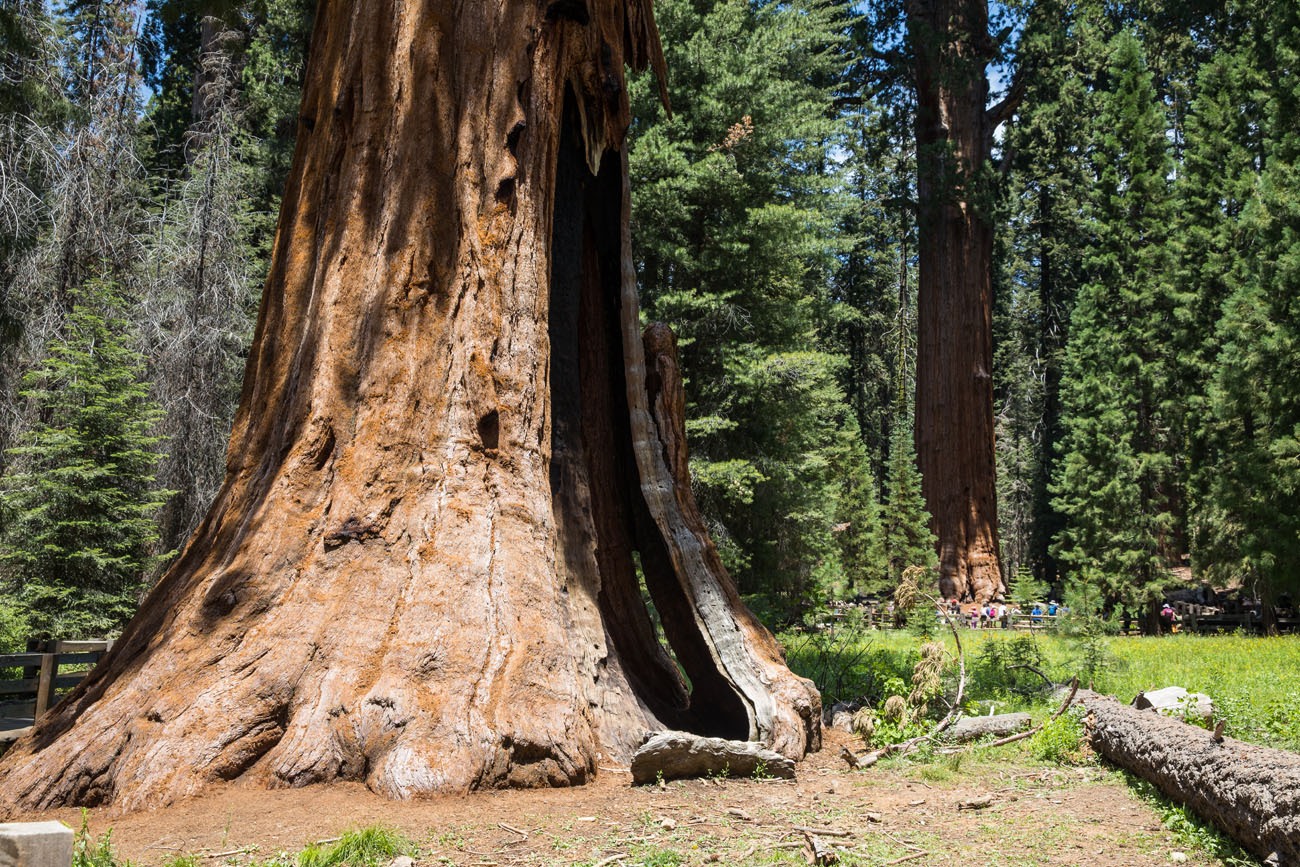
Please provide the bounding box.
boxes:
[0,0,1297,645]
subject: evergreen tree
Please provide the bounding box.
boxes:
[1175,41,1265,581]
[882,406,936,589]
[829,416,886,597]
[1199,1,1300,617]
[1051,31,1177,616]
[994,0,1095,584]
[141,19,261,551]
[0,277,170,638]
[628,0,858,615]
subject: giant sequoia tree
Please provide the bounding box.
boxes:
[907,0,1013,603]
[0,0,820,811]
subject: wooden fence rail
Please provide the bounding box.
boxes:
[0,640,112,745]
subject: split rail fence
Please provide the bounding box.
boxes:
[0,640,112,745]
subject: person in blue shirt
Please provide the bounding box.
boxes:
[1047,600,1058,617]
[1031,604,1043,623]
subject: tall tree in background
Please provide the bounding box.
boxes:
[629,0,867,616]
[0,0,820,811]
[0,278,169,639]
[142,22,261,551]
[1199,1,1300,624]
[1052,31,1176,621]
[905,0,1022,603]
[994,0,1093,585]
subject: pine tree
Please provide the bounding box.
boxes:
[628,0,857,615]
[882,407,936,589]
[830,416,886,597]
[1199,1,1300,618]
[994,0,1095,585]
[0,277,170,639]
[141,19,261,551]
[1051,31,1177,617]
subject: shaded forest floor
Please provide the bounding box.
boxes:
[25,731,1235,866]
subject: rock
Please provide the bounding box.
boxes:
[1132,687,1214,722]
[945,712,1032,742]
[0,822,74,867]
[823,701,861,733]
[630,731,796,784]
[385,857,414,867]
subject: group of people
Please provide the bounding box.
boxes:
[940,598,1066,629]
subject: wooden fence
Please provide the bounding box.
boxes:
[0,640,112,745]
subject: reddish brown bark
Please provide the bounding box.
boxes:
[908,0,1006,604]
[0,0,819,813]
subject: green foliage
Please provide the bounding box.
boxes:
[629,0,863,616]
[0,277,171,638]
[1052,30,1178,610]
[1194,2,1300,611]
[882,412,935,589]
[971,633,1049,698]
[1029,708,1089,765]
[74,813,127,867]
[298,827,412,867]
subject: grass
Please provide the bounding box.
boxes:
[784,626,1300,751]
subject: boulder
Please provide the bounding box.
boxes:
[1132,687,1214,722]
[823,701,861,734]
[944,713,1032,742]
[630,731,796,783]
[0,822,74,867]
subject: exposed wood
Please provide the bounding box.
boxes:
[629,728,799,782]
[0,0,819,812]
[802,830,838,865]
[1075,690,1300,864]
[31,656,53,719]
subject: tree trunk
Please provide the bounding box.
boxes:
[908,0,1005,603]
[0,0,819,813]
[1077,690,1300,864]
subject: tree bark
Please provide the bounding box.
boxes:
[0,0,819,813]
[1077,690,1300,864]
[908,0,1006,603]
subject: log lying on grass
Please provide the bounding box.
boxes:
[1075,690,1300,864]
[630,731,795,783]
[944,713,1032,743]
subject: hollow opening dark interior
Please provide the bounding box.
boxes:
[548,93,748,741]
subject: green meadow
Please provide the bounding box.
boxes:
[783,627,1300,752]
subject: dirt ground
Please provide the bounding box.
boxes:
[18,731,1219,866]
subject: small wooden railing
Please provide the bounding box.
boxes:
[0,640,112,744]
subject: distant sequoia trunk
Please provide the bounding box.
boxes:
[0,0,819,812]
[908,0,1006,604]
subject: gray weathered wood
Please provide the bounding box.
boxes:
[1076,690,1300,864]
[31,656,54,719]
[944,712,1032,742]
[630,731,796,783]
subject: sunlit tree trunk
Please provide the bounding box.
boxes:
[908,0,1007,603]
[0,0,820,812]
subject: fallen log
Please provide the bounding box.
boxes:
[630,732,796,783]
[1075,690,1300,864]
[943,713,1031,743]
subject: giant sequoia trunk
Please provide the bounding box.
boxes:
[0,0,819,812]
[908,0,1005,603]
